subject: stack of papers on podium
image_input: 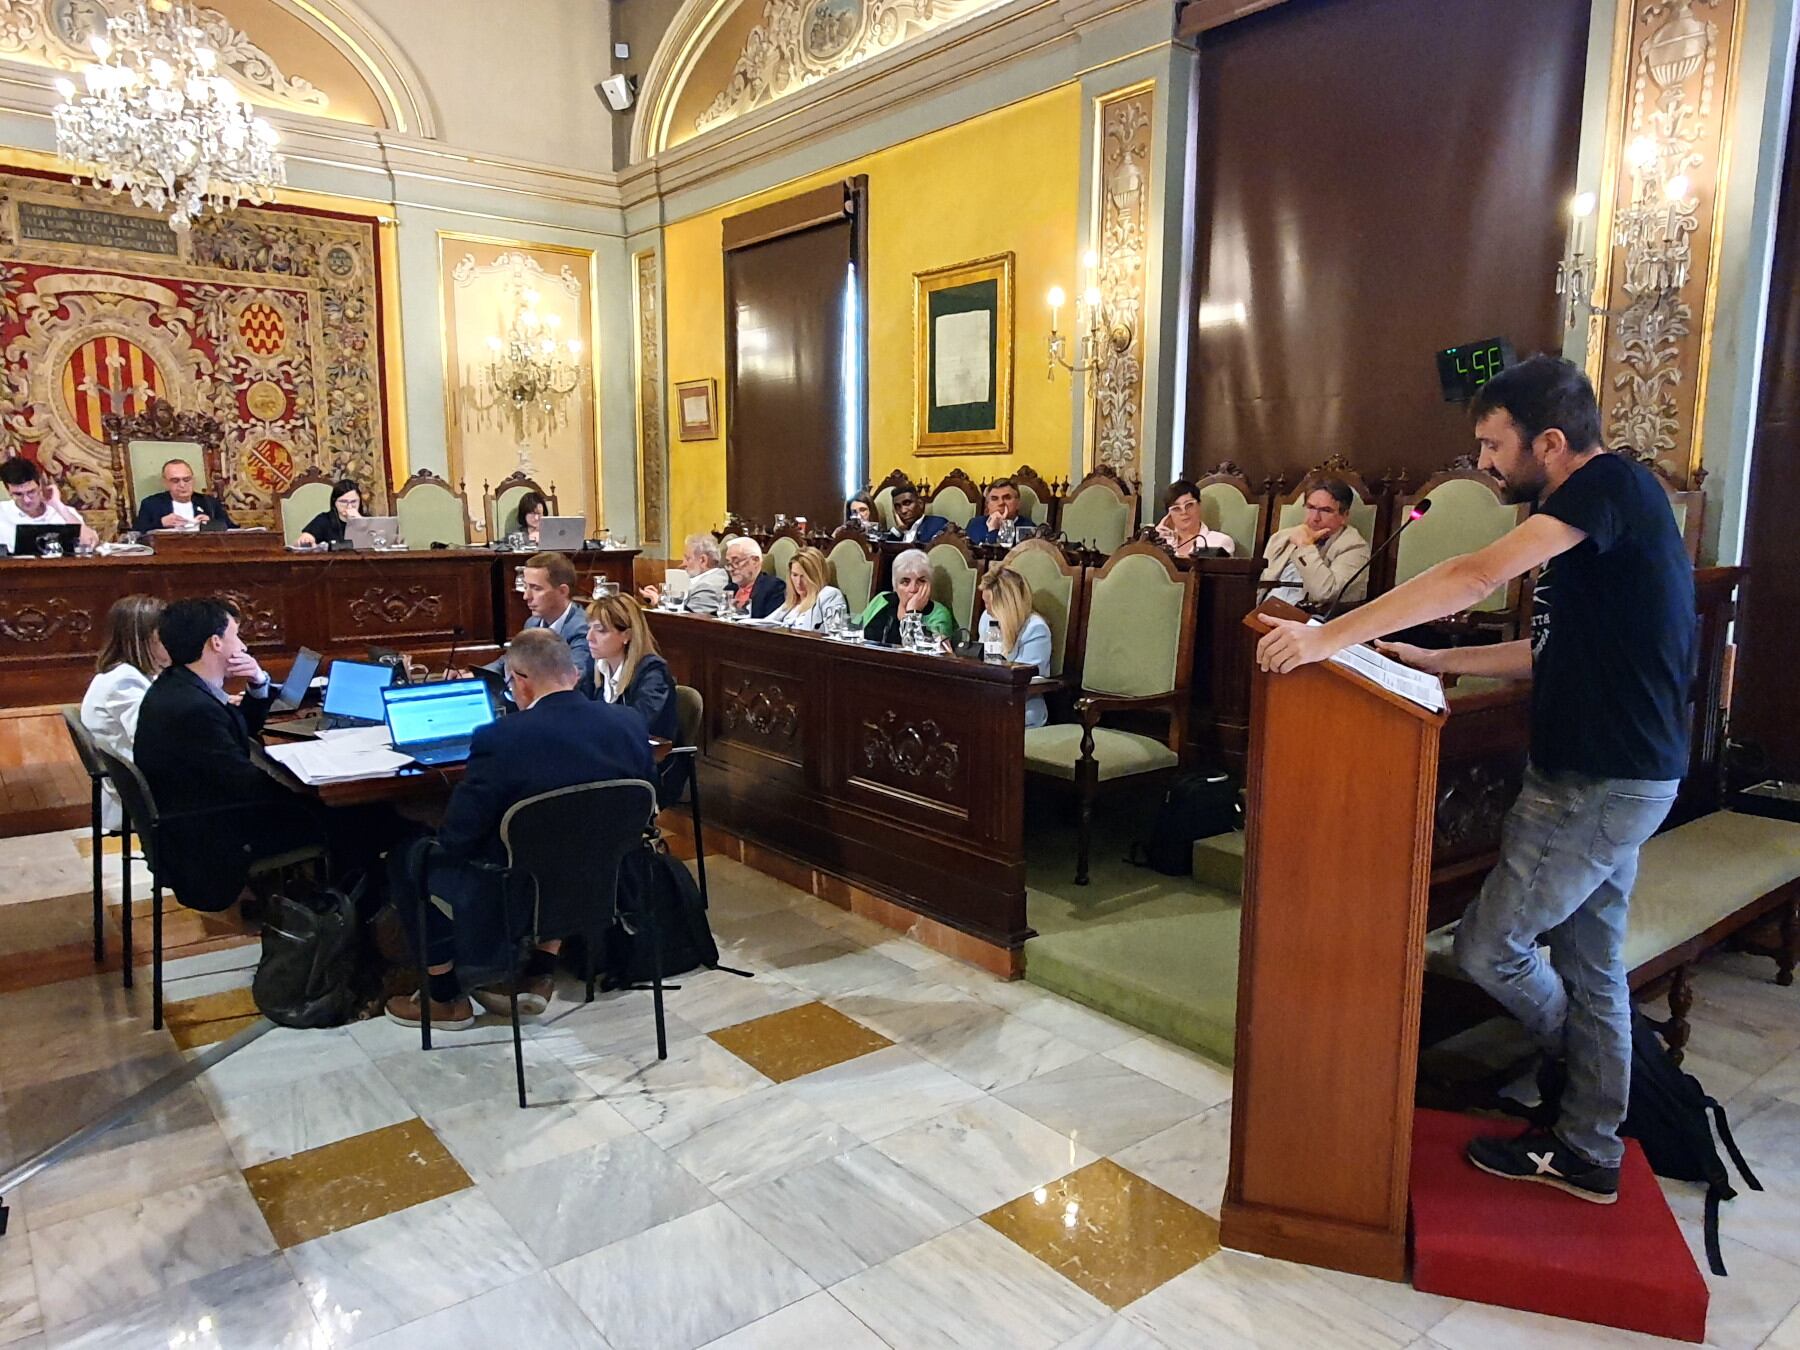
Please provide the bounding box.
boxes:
[1329,643,1447,713]
[265,724,412,785]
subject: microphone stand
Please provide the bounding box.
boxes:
[1319,500,1433,624]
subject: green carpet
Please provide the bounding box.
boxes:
[1022,786,1243,1065]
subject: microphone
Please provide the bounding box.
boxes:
[440,625,465,681]
[1320,498,1432,623]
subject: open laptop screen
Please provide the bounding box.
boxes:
[383,679,495,750]
[322,659,393,721]
[272,647,322,712]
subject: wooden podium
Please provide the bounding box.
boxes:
[1220,603,1448,1281]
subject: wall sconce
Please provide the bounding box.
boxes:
[1558,133,1697,331]
[1046,249,1133,389]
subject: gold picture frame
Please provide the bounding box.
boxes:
[914,252,1014,456]
[675,377,718,441]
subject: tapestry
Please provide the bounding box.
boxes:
[0,169,389,528]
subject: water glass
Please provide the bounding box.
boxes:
[39,535,63,558]
[371,529,390,550]
[514,565,526,595]
[507,531,525,552]
[998,520,1018,548]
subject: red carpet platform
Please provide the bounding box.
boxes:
[1410,1108,1709,1342]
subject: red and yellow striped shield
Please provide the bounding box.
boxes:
[238,302,287,356]
[61,336,165,443]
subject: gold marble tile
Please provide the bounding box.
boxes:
[73,834,124,859]
[709,1000,893,1083]
[164,985,262,1050]
[982,1157,1221,1310]
[243,1116,471,1248]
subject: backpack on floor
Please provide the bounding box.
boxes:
[1127,769,1237,876]
[601,840,736,990]
[252,883,363,1028]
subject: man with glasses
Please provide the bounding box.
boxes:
[1260,477,1371,608]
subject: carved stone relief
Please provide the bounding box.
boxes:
[1092,86,1153,475]
[635,250,666,552]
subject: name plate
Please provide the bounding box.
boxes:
[17,201,179,256]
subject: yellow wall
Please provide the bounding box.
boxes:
[662,84,1082,549]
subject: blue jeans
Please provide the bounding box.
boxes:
[1453,762,1677,1167]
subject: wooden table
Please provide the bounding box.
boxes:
[648,612,1037,956]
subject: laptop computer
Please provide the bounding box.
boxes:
[537,516,585,550]
[265,658,394,738]
[13,523,81,556]
[383,679,496,767]
[345,515,400,549]
[269,647,322,713]
[472,664,514,714]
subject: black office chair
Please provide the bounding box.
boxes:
[59,707,115,971]
[96,747,328,1030]
[413,778,665,1107]
[663,685,709,907]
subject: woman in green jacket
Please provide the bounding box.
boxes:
[860,548,956,647]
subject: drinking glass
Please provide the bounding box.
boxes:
[514,565,526,595]
[507,531,525,552]
[998,520,1018,548]
[39,535,63,558]
[371,529,390,550]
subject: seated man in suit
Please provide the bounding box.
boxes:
[0,457,97,553]
[385,628,658,1028]
[723,535,786,617]
[965,478,1037,546]
[520,551,592,681]
[639,533,731,615]
[1260,477,1372,608]
[890,483,950,545]
[132,458,237,534]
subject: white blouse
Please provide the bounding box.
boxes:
[771,586,849,632]
[79,663,154,832]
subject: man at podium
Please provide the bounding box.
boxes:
[1256,355,1695,1205]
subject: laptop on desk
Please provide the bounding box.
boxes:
[537,516,585,551]
[265,658,393,738]
[13,523,81,556]
[383,679,495,767]
[344,516,400,550]
[269,647,322,713]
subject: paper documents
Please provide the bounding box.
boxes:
[264,725,412,785]
[1328,642,1447,713]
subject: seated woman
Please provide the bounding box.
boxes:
[580,593,678,740]
[295,479,362,547]
[770,546,849,632]
[1155,479,1237,557]
[78,594,168,831]
[846,491,877,530]
[860,548,955,647]
[512,490,549,546]
[977,566,1052,728]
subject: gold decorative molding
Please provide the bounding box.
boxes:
[1091,82,1152,475]
[634,248,667,551]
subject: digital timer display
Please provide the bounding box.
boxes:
[1436,338,1515,403]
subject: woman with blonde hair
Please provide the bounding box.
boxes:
[977,566,1052,727]
[581,593,677,739]
[770,545,849,632]
[79,593,168,829]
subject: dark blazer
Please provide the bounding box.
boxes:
[964,514,1036,546]
[134,665,312,910]
[133,492,237,535]
[725,571,785,618]
[895,515,951,545]
[580,651,678,740]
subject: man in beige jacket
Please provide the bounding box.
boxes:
[1260,478,1371,607]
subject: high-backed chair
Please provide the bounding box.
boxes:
[1000,537,1083,680]
[870,468,912,531]
[827,528,878,617]
[763,526,802,581]
[1394,468,1528,618]
[929,468,982,530]
[1193,462,1265,559]
[1023,540,1197,884]
[1061,466,1139,555]
[1652,463,1706,563]
[1011,465,1062,535]
[103,399,226,537]
[484,471,559,541]
[927,528,980,633]
[1273,458,1385,554]
[394,469,470,549]
[278,468,336,545]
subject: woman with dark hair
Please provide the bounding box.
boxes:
[296,479,363,547]
[1156,479,1237,557]
[846,491,877,530]
[79,593,168,830]
[514,491,550,544]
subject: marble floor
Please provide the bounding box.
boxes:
[1,836,1798,1349]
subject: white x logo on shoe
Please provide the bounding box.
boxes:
[1528,1150,1562,1177]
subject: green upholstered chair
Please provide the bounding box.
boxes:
[104,399,227,535]
[927,529,980,633]
[1194,465,1264,559]
[929,468,982,530]
[764,532,801,580]
[278,469,335,545]
[827,530,878,617]
[1274,463,1383,556]
[485,472,558,541]
[1393,470,1526,615]
[1012,465,1061,535]
[1001,536,1082,679]
[1060,466,1138,556]
[125,438,211,511]
[1023,540,1197,884]
[394,469,470,549]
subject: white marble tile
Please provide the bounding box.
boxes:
[1053,1315,1172,1350]
[532,1000,703,1072]
[204,1061,412,1168]
[1103,1036,1234,1109]
[356,1271,608,1349]
[873,1098,1095,1215]
[824,981,993,1045]
[1124,1250,1416,1350]
[1112,1103,1233,1217]
[997,1056,1204,1155]
[0,1237,40,1348]
[784,1043,983,1140]
[702,860,811,920]
[1769,1298,1800,1350]
[578,1036,770,1144]
[1009,993,1143,1054]
[427,1089,636,1182]
[36,1255,322,1350]
[766,942,916,1000]
[1659,1167,1800,1270]
[660,968,814,1034]
[1748,1051,1800,1108]
[28,1174,275,1328]
[662,1086,860,1196]
[903,1002,1090,1093]
[195,1025,372,1099]
[699,1292,887,1350]
[373,1040,591,1117]
[1726,1098,1800,1173]
[1428,1298,1696,1348]
[345,1009,520,1058]
[552,1204,817,1350]
[482,1133,715,1267]
[726,1144,970,1285]
[711,910,843,962]
[285,1189,540,1345]
[1672,1231,1800,1350]
[1314,1266,1461,1337]
[835,1220,1107,1350]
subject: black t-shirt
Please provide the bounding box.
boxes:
[302,509,348,544]
[1531,453,1695,780]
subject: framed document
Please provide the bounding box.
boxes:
[914,253,1013,456]
[675,378,718,441]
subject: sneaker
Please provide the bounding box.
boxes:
[471,975,554,1020]
[1466,1127,1619,1204]
[384,989,476,1031]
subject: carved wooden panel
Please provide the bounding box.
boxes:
[716,663,804,768]
[1433,755,1523,863]
[217,588,283,647]
[348,586,444,629]
[850,707,969,817]
[0,598,94,646]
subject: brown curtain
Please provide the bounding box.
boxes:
[725,200,860,528]
[1733,53,1800,779]
[1184,0,1590,490]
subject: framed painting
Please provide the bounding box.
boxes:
[675,377,718,441]
[914,252,1013,456]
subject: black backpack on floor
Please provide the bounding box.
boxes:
[1127,769,1237,876]
[600,842,738,990]
[253,883,364,1028]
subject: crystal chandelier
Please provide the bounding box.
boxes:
[51,0,285,231]
[474,288,584,477]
